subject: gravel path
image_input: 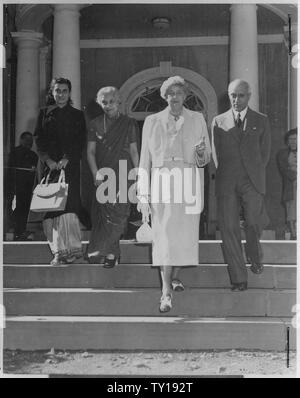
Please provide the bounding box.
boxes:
[3,349,297,377]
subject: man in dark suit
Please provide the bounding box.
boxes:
[211,79,271,291]
[8,132,38,240]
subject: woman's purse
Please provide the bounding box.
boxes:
[136,221,152,242]
[30,169,68,212]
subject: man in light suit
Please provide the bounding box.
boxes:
[211,79,271,291]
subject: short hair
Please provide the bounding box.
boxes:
[284,128,297,144]
[20,131,33,140]
[160,76,189,99]
[96,86,120,104]
[228,79,251,94]
[46,77,73,105]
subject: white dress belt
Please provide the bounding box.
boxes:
[163,156,184,161]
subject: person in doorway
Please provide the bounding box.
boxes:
[277,128,297,240]
[211,79,271,291]
[34,77,87,265]
[137,76,211,312]
[86,86,140,267]
[8,131,38,240]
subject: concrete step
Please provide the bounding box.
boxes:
[4,264,296,289]
[4,287,296,318]
[4,316,295,351]
[3,240,296,265]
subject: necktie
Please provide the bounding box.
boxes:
[236,113,242,128]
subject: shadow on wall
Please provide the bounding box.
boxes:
[85,99,103,122]
[218,92,231,114]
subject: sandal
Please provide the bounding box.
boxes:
[171,279,185,292]
[50,254,66,266]
[159,293,172,313]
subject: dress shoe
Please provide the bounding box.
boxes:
[159,294,172,313]
[250,262,264,274]
[171,279,185,292]
[231,282,248,291]
[103,256,119,268]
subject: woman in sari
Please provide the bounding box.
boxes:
[137,76,211,312]
[87,86,139,267]
[34,77,87,265]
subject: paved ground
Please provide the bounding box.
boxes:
[3,349,297,377]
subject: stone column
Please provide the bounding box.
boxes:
[52,4,81,109]
[11,31,43,144]
[39,45,50,106]
[289,23,298,129]
[230,4,259,110]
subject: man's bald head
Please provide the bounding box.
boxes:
[228,79,251,112]
[228,79,251,94]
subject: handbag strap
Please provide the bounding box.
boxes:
[40,169,65,186]
[58,169,66,184]
[39,173,50,186]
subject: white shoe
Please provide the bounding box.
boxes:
[159,294,172,313]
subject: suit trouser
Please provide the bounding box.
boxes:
[13,181,33,236]
[217,176,268,284]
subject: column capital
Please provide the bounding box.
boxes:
[230,4,258,12]
[11,31,44,48]
[52,4,82,15]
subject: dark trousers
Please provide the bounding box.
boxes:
[13,179,34,236]
[217,176,269,284]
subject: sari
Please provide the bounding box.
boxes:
[87,114,138,258]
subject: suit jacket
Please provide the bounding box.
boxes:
[211,107,271,196]
[138,106,211,198]
[277,148,297,202]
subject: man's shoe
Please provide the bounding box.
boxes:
[250,262,264,274]
[231,282,248,291]
[103,256,119,268]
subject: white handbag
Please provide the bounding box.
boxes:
[30,169,69,212]
[136,222,153,242]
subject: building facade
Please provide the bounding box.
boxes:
[2,3,298,237]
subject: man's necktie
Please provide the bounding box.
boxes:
[236,113,242,128]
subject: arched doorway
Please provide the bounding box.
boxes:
[120,63,218,237]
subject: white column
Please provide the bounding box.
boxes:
[39,46,50,106]
[52,4,81,109]
[289,23,298,129]
[11,31,43,144]
[230,4,259,110]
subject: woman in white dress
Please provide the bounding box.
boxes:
[137,76,211,312]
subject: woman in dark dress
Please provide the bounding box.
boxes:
[277,128,297,239]
[87,86,139,267]
[34,77,87,265]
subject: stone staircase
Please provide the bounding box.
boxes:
[3,240,297,351]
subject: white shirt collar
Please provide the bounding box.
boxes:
[232,106,248,121]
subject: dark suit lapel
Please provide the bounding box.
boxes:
[241,108,257,142]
